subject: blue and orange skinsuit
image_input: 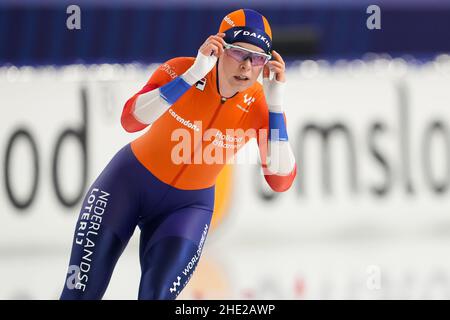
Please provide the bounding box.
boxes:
[61,57,296,299]
[60,57,296,300]
[61,9,296,299]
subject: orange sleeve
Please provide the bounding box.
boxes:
[121,57,195,132]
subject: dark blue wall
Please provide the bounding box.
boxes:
[0,5,449,65]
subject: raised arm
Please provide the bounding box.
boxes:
[257,50,296,192]
[121,33,226,133]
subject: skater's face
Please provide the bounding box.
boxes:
[218,42,267,92]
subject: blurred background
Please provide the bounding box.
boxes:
[1,0,450,299]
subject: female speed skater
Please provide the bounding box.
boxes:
[60,8,297,300]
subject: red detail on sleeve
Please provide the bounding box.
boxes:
[121,57,194,133]
[137,83,159,95]
[256,102,295,192]
[121,83,159,133]
[263,164,297,192]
